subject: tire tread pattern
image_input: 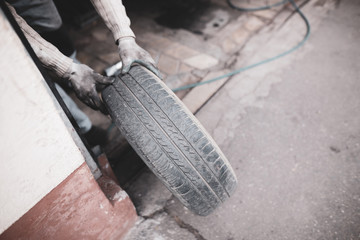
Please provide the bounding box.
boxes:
[102,66,237,216]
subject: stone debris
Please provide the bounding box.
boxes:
[123,213,196,240]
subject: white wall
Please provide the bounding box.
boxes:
[0,9,88,233]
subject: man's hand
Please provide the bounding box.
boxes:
[117,37,160,77]
[64,63,114,112]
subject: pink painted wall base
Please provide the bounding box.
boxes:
[0,163,137,240]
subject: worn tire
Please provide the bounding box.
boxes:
[102,66,237,216]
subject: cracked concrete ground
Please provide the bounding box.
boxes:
[123,0,360,239]
[69,0,294,182]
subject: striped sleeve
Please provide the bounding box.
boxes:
[7,3,73,78]
[90,0,135,43]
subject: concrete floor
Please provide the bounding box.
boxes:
[124,0,360,239]
[70,0,295,188]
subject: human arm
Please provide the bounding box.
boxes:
[90,0,160,77]
[7,3,114,112]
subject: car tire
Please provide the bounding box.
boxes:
[102,66,237,216]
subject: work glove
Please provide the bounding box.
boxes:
[64,63,115,113]
[117,37,160,78]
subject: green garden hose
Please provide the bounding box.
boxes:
[172,0,310,92]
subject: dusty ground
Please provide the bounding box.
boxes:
[69,0,301,186]
[65,0,359,239]
[120,0,360,239]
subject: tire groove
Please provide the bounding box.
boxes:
[117,78,222,206]
[129,69,231,197]
[112,79,216,212]
[121,74,226,201]
[104,87,199,212]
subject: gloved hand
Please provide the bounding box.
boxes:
[117,37,160,77]
[64,63,114,113]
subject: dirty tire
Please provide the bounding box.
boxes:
[102,66,237,216]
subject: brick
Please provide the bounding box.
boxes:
[210,0,231,7]
[90,25,111,41]
[170,73,200,99]
[76,51,93,64]
[253,10,278,20]
[98,52,120,65]
[178,63,193,74]
[164,42,200,59]
[76,51,107,73]
[232,27,250,45]
[221,38,238,53]
[161,72,168,81]
[140,33,173,52]
[232,1,266,8]
[90,59,108,74]
[244,16,264,31]
[157,54,180,75]
[183,54,219,70]
[182,71,229,113]
[268,0,284,4]
[164,74,180,90]
[146,48,161,64]
[191,69,209,79]
[165,72,198,90]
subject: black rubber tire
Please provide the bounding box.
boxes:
[102,66,237,216]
